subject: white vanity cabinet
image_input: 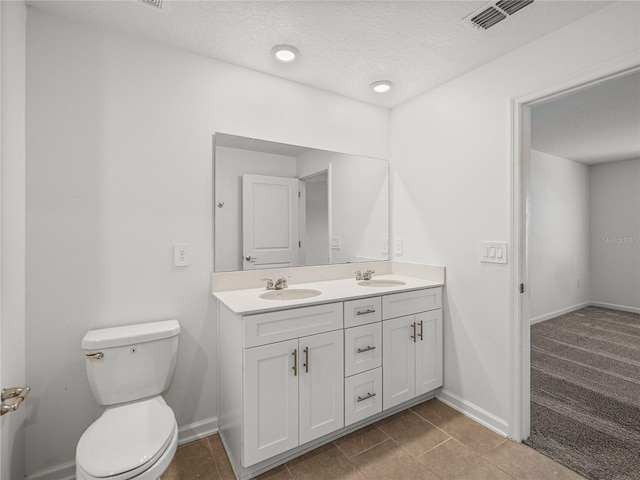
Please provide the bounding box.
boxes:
[219,302,345,469]
[243,329,344,465]
[382,289,443,410]
[217,283,443,480]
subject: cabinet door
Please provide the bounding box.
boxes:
[382,315,416,410]
[243,339,298,467]
[299,330,344,444]
[415,310,443,396]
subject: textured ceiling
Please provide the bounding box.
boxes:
[532,72,640,165]
[28,0,613,108]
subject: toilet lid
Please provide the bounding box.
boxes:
[77,397,175,478]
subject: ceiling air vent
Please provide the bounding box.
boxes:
[496,0,534,16]
[469,6,507,30]
[463,0,534,30]
[138,0,162,9]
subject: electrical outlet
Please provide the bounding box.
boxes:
[174,243,191,267]
[394,239,403,255]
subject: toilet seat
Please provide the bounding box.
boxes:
[76,397,176,479]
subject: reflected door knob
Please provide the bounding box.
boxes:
[244,255,257,262]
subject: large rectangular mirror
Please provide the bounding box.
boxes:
[214,133,389,272]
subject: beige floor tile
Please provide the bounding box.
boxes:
[376,409,450,457]
[350,440,440,480]
[334,424,391,458]
[416,438,479,478]
[434,414,506,455]
[286,443,359,480]
[207,434,228,460]
[255,464,294,479]
[411,399,464,430]
[162,453,220,480]
[213,452,236,480]
[436,454,512,480]
[483,440,586,480]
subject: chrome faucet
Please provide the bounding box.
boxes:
[363,269,375,280]
[274,276,289,290]
[355,271,363,280]
[261,278,274,290]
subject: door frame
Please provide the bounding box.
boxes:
[508,53,640,441]
[299,167,331,266]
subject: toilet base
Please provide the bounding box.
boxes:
[76,421,178,480]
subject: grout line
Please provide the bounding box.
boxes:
[415,437,454,458]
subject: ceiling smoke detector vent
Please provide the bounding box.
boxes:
[463,0,534,30]
[138,0,162,9]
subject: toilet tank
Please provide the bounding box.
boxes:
[82,320,180,406]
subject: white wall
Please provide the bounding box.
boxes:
[529,150,590,322]
[1,2,27,479]
[590,158,640,312]
[25,8,388,476]
[214,146,297,272]
[297,150,388,264]
[390,2,640,431]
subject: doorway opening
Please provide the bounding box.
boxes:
[510,55,640,475]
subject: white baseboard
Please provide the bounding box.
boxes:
[26,417,219,480]
[436,389,509,438]
[530,301,590,325]
[178,416,218,445]
[590,301,640,315]
[25,461,75,480]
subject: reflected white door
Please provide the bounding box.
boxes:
[242,174,300,270]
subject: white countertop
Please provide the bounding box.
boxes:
[213,274,444,315]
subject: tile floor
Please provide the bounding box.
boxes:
[162,399,585,480]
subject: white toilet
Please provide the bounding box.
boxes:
[76,320,181,480]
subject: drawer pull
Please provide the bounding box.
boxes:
[357,392,376,402]
[292,349,298,376]
[356,345,376,354]
[356,308,376,316]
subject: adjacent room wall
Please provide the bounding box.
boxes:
[590,158,640,312]
[25,8,388,476]
[529,150,590,323]
[390,2,640,432]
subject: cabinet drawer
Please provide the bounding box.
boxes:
[344,297,381,328]
[344,323,382,377]
[382,288,442,320]
[244,303,343,348]
[344,368,382,427]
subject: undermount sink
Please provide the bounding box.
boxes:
[259,289,322,301]
[357,279,407,288]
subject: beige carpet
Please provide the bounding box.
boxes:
[525,306,640,480]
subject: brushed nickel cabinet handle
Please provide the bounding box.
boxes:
[411,322,416,343]
[303,346,309,373]
[418,320,424,341]
[356,308,376,316]
[292,349,298,376]
[357,392,376,402]
[356,345,376,353]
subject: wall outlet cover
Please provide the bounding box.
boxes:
[174,243,191,267]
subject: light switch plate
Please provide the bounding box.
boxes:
[480,241,507,264]
[331,236,341,250]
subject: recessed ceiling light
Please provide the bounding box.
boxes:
[272,45,300,64]
[370,80,394,93]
